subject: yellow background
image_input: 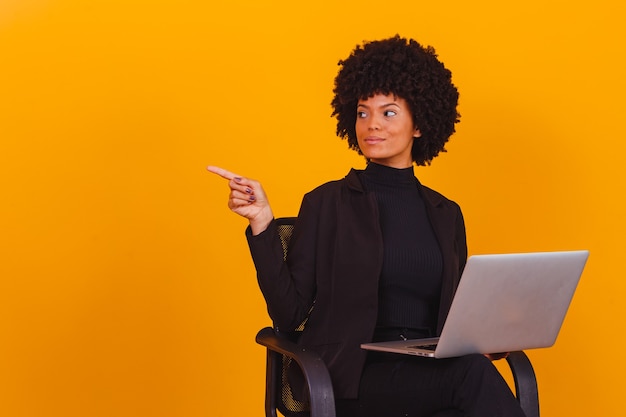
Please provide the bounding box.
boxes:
[1,0,624,416]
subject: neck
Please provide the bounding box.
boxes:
[369,159,413,169]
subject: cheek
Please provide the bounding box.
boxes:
[401,124,417,140]
[355,122,367,139]
[355,136,366,150]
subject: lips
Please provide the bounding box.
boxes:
[364,136,384,144]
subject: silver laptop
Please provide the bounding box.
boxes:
[361,250,589,358]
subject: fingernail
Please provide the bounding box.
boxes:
[245,187,252,194]
[234,177,242,183]
[249,195,256,202]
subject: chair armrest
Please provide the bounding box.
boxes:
[506,351,539,417]
[256,327,336,417]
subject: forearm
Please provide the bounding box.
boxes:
[246,220,315,330]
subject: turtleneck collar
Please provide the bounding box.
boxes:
[362,162,416,186]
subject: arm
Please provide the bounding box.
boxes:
[207,165,317,330]
[248,197,318,331]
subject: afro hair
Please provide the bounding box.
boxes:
[331,35,460,166]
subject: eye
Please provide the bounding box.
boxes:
[383,110,397,117]
[357,111,367,118]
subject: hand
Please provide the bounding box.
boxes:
[207,165,274,235]
[484,352,510,361]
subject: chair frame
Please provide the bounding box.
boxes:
[256,217,540,417]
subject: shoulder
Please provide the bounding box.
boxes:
[307,178,346,195]
[419,183,462,212]
[303,168,363,201]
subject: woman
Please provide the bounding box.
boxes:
[208,35,525,417]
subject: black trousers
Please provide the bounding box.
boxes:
[335,353,526,417]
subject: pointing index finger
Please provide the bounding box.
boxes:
[207,165,239,181]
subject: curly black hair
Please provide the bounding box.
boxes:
[331,35,460,166]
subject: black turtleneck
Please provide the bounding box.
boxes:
[358,162,443,338]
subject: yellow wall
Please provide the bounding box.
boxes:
[1,0,624,415]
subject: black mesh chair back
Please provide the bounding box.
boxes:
[274,218,311,416]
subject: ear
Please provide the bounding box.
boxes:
[413,128,422,139]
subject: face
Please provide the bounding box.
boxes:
[355,93,421,168]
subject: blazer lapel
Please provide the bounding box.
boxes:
[418,183,460,335]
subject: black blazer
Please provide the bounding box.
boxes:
[247,168,468,399]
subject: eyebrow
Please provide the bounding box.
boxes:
[357,102,401,109]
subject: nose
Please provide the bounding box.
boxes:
[366,114,381,131]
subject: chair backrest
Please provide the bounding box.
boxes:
[274,217,311,416]
[276,217,296,261]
